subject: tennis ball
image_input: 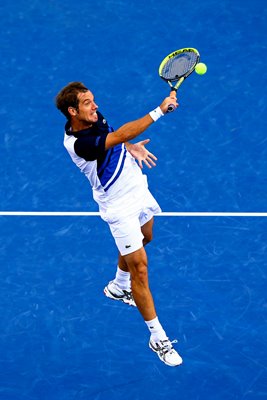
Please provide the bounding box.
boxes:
[195,63,207,75]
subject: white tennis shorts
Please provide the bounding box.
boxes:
[100,186,161,256]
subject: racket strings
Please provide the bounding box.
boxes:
[162,53,198,80]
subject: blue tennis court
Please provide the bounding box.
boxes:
[1,0,266,399]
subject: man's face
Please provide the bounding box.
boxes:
[72,90,98,126]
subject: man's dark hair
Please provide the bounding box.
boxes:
[55,81,89,120]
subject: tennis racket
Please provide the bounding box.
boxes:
[159,48,200,112]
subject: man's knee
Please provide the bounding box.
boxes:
[143,231,153,246]
[131,262,148,284]
[124,248,148,285]
[141,218,154,246]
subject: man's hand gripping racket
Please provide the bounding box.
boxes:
[159,48,200,112]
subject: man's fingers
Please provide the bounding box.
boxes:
[145,155,156,167]
[140,139,150,145]
[143,159,152,168]
[147,152,157,161]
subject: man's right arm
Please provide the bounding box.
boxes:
[105,94,178,150]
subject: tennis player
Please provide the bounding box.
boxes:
[56,82,182,367]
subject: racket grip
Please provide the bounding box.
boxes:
[167,88,177,112]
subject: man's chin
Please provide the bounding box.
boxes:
[91,112,98,122]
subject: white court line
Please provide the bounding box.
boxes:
[0,211,267,217]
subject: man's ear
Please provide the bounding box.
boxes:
[68,107,78,117]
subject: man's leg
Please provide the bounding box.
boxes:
[123,246,156,321]
[104,218,154,305]
[121,240,183,366]
[117,217,154,272]
[104,217,183,366]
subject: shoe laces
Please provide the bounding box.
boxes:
[122,289,134,301]
[111,282,132,297]
[158,339,178,355]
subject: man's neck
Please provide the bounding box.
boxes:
[71,120,93,132]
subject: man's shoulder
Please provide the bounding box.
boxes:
[95,111,113,134]
[63,132,76,151]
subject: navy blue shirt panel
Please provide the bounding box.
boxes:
[74,134,108,161]
[65,111,113,162]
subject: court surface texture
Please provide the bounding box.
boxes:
[0,1,266,399]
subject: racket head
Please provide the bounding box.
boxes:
[159,48,200,82]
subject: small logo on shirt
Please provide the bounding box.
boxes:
[125,244,131,249]
[103,119,107,124]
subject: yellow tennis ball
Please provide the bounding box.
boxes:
[195,62,207,75]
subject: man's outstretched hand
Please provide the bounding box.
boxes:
[126,139,157,169]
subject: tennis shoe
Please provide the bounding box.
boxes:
[104,280,136,307]
[149,338,183,367]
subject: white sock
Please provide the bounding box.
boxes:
[113,266,131,290]
[145,317,168,342]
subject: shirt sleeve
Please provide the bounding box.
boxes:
[74,132,108,161]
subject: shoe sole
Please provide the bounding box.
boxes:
[103,286,136,307]
[149,341,183,367]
